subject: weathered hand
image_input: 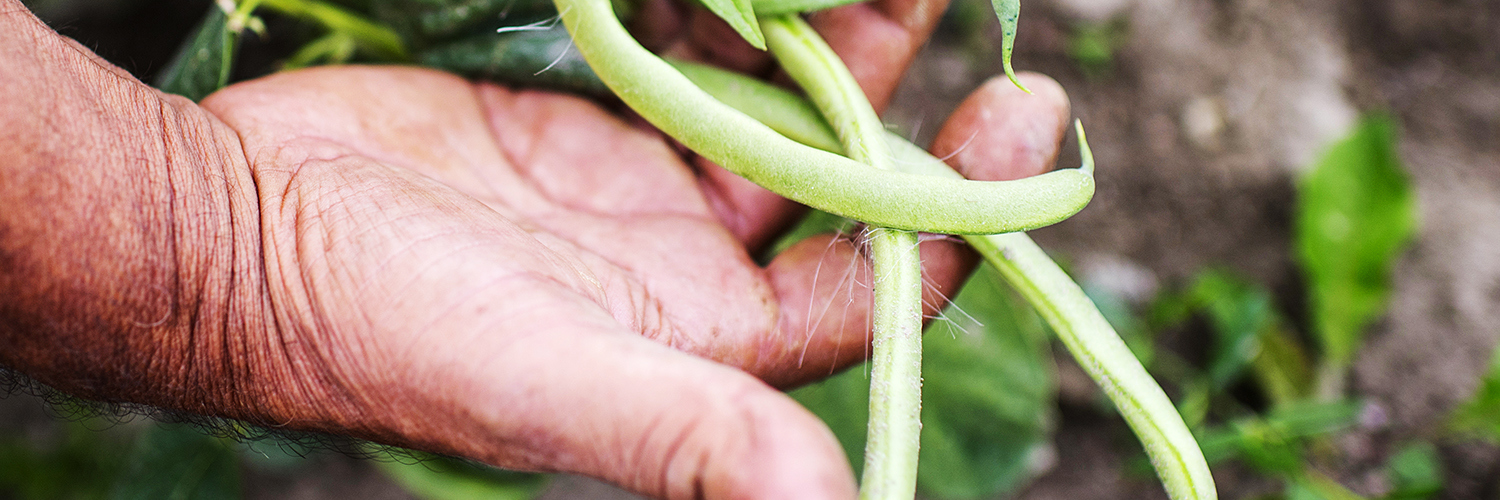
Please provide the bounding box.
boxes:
[0,0,1072,498]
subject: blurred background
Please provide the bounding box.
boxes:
[3,0,1497,498]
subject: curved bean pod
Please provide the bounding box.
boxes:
[675,61,1217,500]
[551,0,1093,235]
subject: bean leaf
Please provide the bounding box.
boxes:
[1296,114,1416,370]
[0,418,131,500]
[792,263,1056,499]
[699,0,765,49]
[1194,400,1361,470]
[1384,442,1443,500]
[371,0,558,41]
[155,4,239,102]
[1189,269,1276,392]
[990,0,1029,93]
[107,424,241,500]
[417,27,611,96]
[1447,342,1500,441]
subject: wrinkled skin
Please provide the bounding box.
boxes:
[0,0,1071,498]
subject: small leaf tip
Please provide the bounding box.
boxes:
[1004,64,1032,94]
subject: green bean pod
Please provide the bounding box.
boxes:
[552,0,1091,235]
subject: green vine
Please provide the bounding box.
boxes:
[762,15,924,499]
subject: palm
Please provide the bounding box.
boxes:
[204,64,872,382]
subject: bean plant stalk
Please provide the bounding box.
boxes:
[762,16,923,499]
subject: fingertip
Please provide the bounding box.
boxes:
[617,359,855,500]
[450,323,857,500]
[701,385,859,500]
[930,72,1071,181]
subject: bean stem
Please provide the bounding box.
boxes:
[259,0,408,60]
[762,16,923,500]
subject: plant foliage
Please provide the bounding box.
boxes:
[1296,114,1417,376]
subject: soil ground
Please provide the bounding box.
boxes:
[5,0,1499,498]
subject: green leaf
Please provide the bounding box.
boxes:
[1065,19,1127,79]
[792,263,1055,499]
[1252,325,1316,407]
[1296,114,1417,372]
[371,0,559,41]
[107,424,241,500]
[1383,442,1442,500]
[1187,269,1276,391]
[1446,342,1500,441]
[0,418,132,500]
[989,0,1028,93]
[1288,471,1368,500]
[1147,268,1312,410]
[1194,400,1360,470]
[1231,420,1306,476]
[702,0,765,49]
[378,453,548,500]
[155,4,239,101]
[417,27,611,96]
[1262,400,1362,439]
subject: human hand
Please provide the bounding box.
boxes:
[0,0,1072,498]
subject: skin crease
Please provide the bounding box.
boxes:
[0,0,1070,498]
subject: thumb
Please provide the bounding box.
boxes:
[408,302,857,500]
